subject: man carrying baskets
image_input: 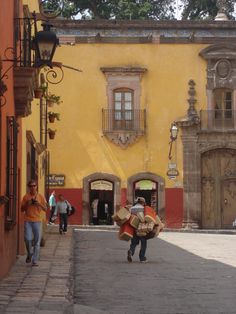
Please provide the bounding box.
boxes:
[127,197,148,263]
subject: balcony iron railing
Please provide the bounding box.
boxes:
[5,116,18,230]
[102,109,146,133]
[200,110,236,131]
[14,17,33,67]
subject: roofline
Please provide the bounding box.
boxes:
[52,19,236,30]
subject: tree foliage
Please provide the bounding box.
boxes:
[181,0,235,20]
[53,0,176,20]
[40,0,235,20]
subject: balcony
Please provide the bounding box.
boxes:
[102,109,146,148]
[200,110,236,131]
[102,109,146,133]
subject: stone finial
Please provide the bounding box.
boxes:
[187,80,199,122]
[215,0,228,21]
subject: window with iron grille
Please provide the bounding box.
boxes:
[5,117,18,229]
[101,67,147,147]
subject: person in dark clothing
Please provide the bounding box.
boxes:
[55,194,71,234]
[127,197,148,263]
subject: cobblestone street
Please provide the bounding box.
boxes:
[73,229,236,314]
[1,227,236,314]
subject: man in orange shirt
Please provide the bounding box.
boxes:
[21,180,47,266]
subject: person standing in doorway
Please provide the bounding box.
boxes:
[48,190,56,224]
[21,180,47,267]
[127,197,148,263]
[56,194,71,234]
[91,198,99,225]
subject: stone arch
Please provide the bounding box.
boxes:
[127,172,165,217]
[199,143,236,155]
[82,172,121,224]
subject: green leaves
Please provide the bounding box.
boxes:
[181,0,235,20]
[49,0,235,20]
[61,0,176,20]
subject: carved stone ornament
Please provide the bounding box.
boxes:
[215,0,228,20]
[216,59,231,79]
[216,0,227,13]
[186,79,200,123]
[105,132,143,148]
[225,169,236,177]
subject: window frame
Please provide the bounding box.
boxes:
[113,88,134,130]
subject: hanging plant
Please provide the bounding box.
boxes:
[48,112,60,123]
[34,88,44,99]
[46,93,62,107]
[48,128,57,139]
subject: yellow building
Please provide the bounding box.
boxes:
[46,18,236,229]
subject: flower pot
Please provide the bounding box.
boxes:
[47,99,54,107]
[48,115,55,123]
[34,88,43,99]
[48,131,56,139]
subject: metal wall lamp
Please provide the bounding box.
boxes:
[33,20,59,68]
[168,122,178,160]
[0,11,60,107]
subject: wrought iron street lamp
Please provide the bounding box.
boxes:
[168,122,178,160]
[170,122,178,141]
[33,21,59,68]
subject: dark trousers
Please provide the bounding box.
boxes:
[129,234,147,261]
[59,213,68,232]
[49,206,56,222]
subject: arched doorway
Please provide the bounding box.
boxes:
[127,172,165,216]
[201,148,236,229]
[83,173,121,225]
[134,180,158,211]
[90,180,114,225]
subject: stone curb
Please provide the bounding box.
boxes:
[73,224,236,235]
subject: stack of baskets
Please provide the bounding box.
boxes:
[112,205,164,241]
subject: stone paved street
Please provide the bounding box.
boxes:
[1,227,236,314]
[73,229,236,314]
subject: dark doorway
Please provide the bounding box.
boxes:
[134,180,158,212]
[90,180,114,225]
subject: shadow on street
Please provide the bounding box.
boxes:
[73,230,236,314]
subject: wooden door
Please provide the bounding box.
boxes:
[201,149,236,229]
[201,150,220,228]
[221,179,236,228]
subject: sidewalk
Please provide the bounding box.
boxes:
[0,225,74,314]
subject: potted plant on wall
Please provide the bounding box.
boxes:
[34,83,48,99]
[48,128,57,139]
[46,93,62,107]
[34,87,44,99]
[48,112,60,123]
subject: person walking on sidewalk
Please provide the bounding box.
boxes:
[48,190,57,224]
[56,194,71,234]
[127,197,148,263]
[21,180,48,267]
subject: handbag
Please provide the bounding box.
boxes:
[65,200,70,215]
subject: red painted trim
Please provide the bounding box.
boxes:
[48,188,83,225]
[121,188,127,207]
[165,188,183,228]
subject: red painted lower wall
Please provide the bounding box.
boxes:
[47,187,183,228]
[48,189,83,225]
[165,188,183,228]
[121,188,127,207]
